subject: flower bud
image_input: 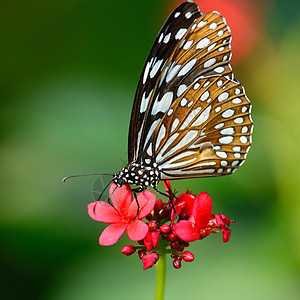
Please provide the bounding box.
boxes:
[138,250,146,259]
[169,233,176,241]
[173,258,181,269]
[170,242,178,250]
[151,231,160,248]
[160,224,170,233]
[148,220,158,231]
[154,199,163,213]
[121,245,136,256]
[142,252,159,270]
[181,251,194,262]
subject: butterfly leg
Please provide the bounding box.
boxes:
[153,187,179,220]
[132,187,144,220]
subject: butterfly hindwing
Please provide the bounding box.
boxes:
[142,76,252,179]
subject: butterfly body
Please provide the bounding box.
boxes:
[114,162,160,189]
[113,1,253,190]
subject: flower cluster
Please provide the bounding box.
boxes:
[88,181,235,270]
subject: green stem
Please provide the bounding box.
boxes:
[155,253,166,300]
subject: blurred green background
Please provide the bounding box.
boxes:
[0,0,299,299]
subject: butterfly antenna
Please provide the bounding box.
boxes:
[62,173,113,182]
[97,178,114,202]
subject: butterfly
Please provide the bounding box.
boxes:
[113,1,253,193]
[62,1,253,195]
[112,1,253,193]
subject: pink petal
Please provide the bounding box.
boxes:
[142,252,159,270]
[127,220,148,241]
[193,192,212,229]
[99,223,127,246]
[172,220,200,242]
[221,228,231,243]
[109,183,132,212]
[176,192,196,216]
[87,201,122,223]
[128,190,156,219]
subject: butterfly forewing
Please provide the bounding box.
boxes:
[128,1,202,162]
[149,76,252,179]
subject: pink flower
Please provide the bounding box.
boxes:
[88,183,156,246]
[173,192,212,242]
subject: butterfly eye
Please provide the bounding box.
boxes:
[118,177,126,186]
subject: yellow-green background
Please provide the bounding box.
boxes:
[0,0,299,299]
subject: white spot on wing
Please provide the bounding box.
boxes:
[234,153,241,158]
[150,59,163,78]
[232,98,242,104]
[216,151,227,158]
[147,144,153,156]
[197,21,207,27]
[151,92,173,115]
[208,42,217,51]
[232,146,241,152]
[240,136,248,143]
[156,133,179,163]
[194,82,200,89]
[178,59,197,77]
[163,33,171,43]
[232,160,239,167]
[209,22,217,30]
[192,105,211,127]
[200,90,210,101]
[217,30,224,37]
[215,123,224,129]
[174,12,180,18]
[221,160,228,166]
[185,12,192,19]
[140,90,153,113]
[242,126,248,133]
[144,118,161,149]
[167,130,198,156]
[196,37,210,49]
[158,33,163,43]
[166,64,181,83]
[143,59,152,84]
[183,40,193,50]
[203,81,210,88]
[219,136,233,144]
[171,118,180,132]
[167,108,173,116]
[222,109,235,118]
[220,127,235,135]
[180,98,188,106]
[177,84,187,97]
[218,92,229,102]
[175,28,187,40]
[204,58,216,68]
[234,117,244,124]
[214,66,225,73]
[156,125,166,151]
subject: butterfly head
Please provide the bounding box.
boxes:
[114,162,160,189]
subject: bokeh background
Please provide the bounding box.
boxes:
[1,0,299,299]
